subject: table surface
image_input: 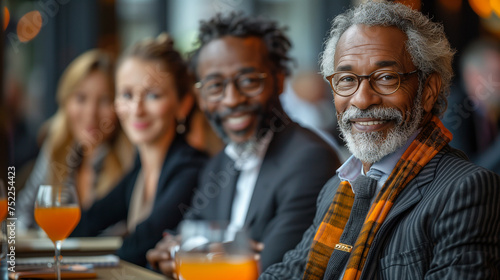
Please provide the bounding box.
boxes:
[17,231,122,257]
[17,232,170,279]
[11,260,169,280]
[93,260,167,280]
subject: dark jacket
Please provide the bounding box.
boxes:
[261,146,500,279]
[72,136,208,266]
[184,122,341,272]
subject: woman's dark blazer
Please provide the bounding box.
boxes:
[72,136,208,266]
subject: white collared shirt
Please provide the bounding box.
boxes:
[224,131,274,233]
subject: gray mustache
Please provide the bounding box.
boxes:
[339,107,404,127]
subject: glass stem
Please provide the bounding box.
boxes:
[1,221,6,258]
[55,240,62,280]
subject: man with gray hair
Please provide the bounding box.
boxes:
[261,2,500,279]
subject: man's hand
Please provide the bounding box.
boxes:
[250,240,265,261]
[146,234,180,278]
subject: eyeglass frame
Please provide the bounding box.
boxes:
[194,72,268,102]
[325,69,419,97]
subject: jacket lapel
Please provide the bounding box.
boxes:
[154,137,183,204]
[358,150,444,279]
[244,127,286,227]
[216,156,239,221]
[377,150,440,233]
[244,154,279,227]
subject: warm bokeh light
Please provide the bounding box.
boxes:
[3,7,9,31]
[491,0,500,17]
[395,0,421,10]
[469,0,493,18]
[482,14,500,37]
[17,10,42,42]
[439,0,462,13]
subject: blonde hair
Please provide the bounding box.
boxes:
[45,49,134,199]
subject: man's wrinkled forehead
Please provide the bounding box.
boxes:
[197,36,270,71]
[334,24,412,71]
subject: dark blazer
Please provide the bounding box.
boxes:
[261,146,500,280]
[183,121,341,272]
[72,136,208,266]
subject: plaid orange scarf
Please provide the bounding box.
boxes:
[303,115,452,280]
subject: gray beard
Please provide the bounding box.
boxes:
[233,138,259,158]
[338,92,423,164]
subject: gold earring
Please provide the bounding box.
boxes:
[176,118,186,134]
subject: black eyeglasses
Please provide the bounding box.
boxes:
[195,72,268,102]
[326,70,419,97]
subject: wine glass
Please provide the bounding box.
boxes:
[0,180,7,223]
[34,184,81,280]
[175,221,259,280]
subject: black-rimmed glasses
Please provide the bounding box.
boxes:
[326,70,419,97]
[195,73,268,102]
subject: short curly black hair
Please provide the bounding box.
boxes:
[189,12,293,79]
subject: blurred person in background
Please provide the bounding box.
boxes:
[444,38,500,174]
[72,33,208,267]
[281,71,350,160]
[17,49,134,232]
[282,71,337,134]
[4,73,41,190]
[146,12,341,277]
[4,73,39,170]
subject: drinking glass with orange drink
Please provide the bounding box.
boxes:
[0,180,7,223]
[0,180,7,278]
[34,184,81,280]
[175,221,259,280]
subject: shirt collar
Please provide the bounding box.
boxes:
[225,131,273,171]
[337,129,421,183]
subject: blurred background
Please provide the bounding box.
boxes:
[2,0,500,183]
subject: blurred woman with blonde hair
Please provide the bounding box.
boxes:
[72,34,209,266]
[18,49,134,231]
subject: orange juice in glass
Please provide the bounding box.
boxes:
[35,185,80,280]
[176,221,259,280]
[34,206,81,243]
[0,180,7,271]
[0,179,7,222]
[0,198,7,222]
[177,253,258,280]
